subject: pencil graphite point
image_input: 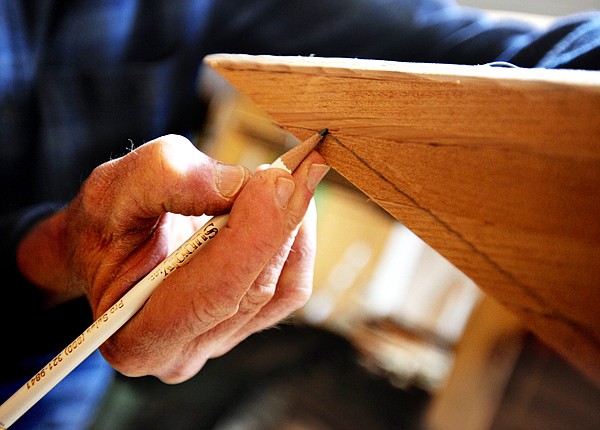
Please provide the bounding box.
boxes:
[275,129,329,173]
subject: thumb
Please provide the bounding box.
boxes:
[86,135,251,229]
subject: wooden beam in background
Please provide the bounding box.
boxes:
[203,54,600,386]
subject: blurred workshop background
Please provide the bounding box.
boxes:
[90,1,600,429]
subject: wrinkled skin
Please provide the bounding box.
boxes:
[16,134,329,383]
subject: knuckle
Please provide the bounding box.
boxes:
[191,291,239,323]
[151,134,194,151]
[241,281,276,310]
[149,135,195,176]
[285,208,305,231]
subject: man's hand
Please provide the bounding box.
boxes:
[16,134,329,383]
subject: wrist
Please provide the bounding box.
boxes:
[16,209,80,307]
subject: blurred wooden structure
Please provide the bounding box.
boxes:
[203,54,600,387]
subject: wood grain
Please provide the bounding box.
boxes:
[203,54,600,385]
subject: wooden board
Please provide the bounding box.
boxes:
[203,54,600,386]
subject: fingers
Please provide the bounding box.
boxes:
[101,151,329,381]
[209,198,319,358]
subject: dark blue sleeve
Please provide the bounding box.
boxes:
[509,13,600,69]
[204,0,600,69]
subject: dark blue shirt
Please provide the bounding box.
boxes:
[0,1,599,428]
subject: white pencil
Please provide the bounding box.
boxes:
[0,129,328,429]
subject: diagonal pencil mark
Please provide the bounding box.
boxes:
[323,132,600,350]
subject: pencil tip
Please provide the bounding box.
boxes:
[274,130,328,172]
